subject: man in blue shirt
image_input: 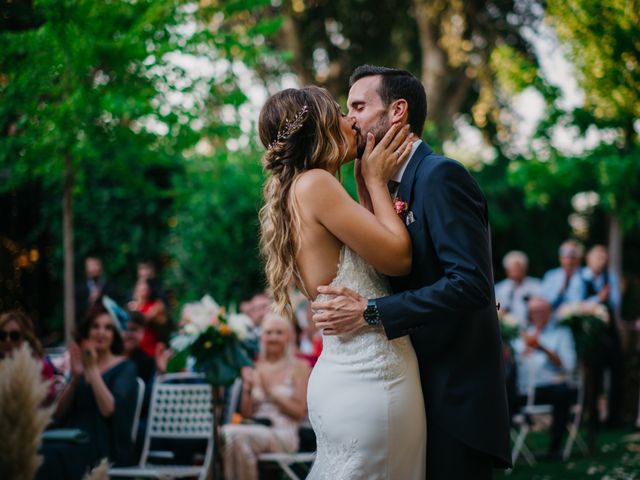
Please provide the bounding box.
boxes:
[541,240,585,310]
[512,297,577,460]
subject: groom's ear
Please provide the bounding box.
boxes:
[389,98,409,125]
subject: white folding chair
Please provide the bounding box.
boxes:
[562,367,589,460]
[131,377,145,444]
[258,452,316,480]
[145,372,207,463]
[258,422,316,480]
[510,364,547,467]
[157,372,206,384]
[510,362,586,468]
[109,378,214,480]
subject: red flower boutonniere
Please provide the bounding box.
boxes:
[393,197,409,218]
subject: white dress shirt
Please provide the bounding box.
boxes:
[390,139,423,184]
[495,276,542,327]
[512,320,577,395]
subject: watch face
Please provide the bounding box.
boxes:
[364,304,379,325]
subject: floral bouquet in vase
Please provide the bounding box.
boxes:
[498,311,520,343]
[557,301,609,361]
[167,295,257,386]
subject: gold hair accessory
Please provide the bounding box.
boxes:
[268,104,308,150]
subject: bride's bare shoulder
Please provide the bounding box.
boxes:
[294,168,352,218]
[294,169,344,202]
[295,168,338,189]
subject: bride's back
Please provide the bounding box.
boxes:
[291,169,345,299]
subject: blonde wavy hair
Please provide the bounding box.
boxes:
[258,86,349,319]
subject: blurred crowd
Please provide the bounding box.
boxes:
[0,242,638,478]
[1,256,321,480]
[496,240,632,461]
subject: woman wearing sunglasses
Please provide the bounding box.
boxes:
[0,310,58,404]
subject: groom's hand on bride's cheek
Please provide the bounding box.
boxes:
[311,286,368,335]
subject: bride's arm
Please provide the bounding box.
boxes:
[295,126,414,276]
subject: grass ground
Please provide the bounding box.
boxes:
[498,428,640,479]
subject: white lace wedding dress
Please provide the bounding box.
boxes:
[306,247,426,479]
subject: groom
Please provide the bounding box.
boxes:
[312,65,511,479]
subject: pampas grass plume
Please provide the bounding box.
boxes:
[0,344,54,480]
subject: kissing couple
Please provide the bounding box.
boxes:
[258,65,512,479]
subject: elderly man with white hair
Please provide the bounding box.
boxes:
[541,240,585,310]
[495,250,542,327]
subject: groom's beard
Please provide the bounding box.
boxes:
[356,116,392,158]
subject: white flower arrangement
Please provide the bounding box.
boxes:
[556,301,610,360]
[557,301,609,324]
[498,311,520,342]
[167,295,256,386]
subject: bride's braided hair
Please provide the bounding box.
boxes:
[258,87,348,319]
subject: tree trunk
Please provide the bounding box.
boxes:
[413,0,447,125]
[279,14,315,87]
[63,154,75,344]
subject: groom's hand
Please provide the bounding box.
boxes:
[311,286,368,335]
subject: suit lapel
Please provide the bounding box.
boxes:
[397,141,432,206]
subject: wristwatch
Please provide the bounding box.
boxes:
[363,299,381,326]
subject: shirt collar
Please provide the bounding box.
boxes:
[391,139,422,183]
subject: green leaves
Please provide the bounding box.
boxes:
[0,0,280,331]
[165,147,266,305]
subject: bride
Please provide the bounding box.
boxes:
[258,86,426,479]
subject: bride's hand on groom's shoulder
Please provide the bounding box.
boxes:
[361,123,415,186]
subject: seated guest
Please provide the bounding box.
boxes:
[512,297,577,460]
[128,278,169,357]
[541,240,585,309]
[0,310,58,404]
[222,312,311,480]
[38,300,138,480]
[495,250,542,327]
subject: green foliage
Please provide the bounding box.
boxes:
[500,0,640,240]
[0,0,282,331]
[165,148,266,306]
[279,0,543,139]
[473,156,574,278]
[547,0,640,127]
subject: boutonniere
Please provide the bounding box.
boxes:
[393,196,409,218]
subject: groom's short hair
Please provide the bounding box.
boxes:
[349,65,427,136]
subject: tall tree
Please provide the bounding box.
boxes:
[506,0,639,282]
[273,0,541,138]
[1,0,205,340]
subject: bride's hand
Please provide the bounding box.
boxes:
[361,123,415,186]
[354,158,373,212]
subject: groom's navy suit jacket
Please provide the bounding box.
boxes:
[377,142,511,468]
